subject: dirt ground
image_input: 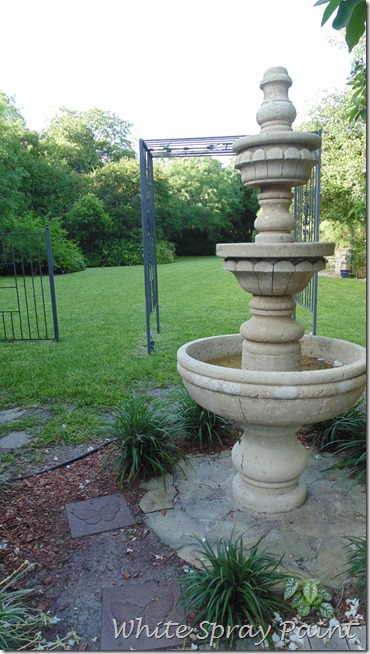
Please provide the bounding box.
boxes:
[1,444,188,650]
[0,429,365,650]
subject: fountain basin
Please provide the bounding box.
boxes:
[178,334,365,512]
[177,334,366,427]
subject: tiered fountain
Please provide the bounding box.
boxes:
[177,67,366,513]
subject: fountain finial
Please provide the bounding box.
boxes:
[256,66,296,132]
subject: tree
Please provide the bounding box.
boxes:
[315,1,366,124]
[346,37,366,122]
[302,89,365,224]
[156,158,258,255]
[92,158,141,239]
[66,193,113,265]
[42,108,135,173]
[315,0,366,51]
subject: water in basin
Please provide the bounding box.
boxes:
[206,353,342,371]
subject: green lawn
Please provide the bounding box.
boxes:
[0,258,366,449]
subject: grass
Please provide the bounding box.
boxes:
[0,259,366,449]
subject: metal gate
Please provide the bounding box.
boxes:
[293,133,321,335]
[0,227,59,341]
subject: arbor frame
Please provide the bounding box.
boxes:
[139,135,321,354]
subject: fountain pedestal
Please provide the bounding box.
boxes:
[177,67,366,513]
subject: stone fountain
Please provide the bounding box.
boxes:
[177,67,366,513]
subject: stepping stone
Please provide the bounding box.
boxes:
[101,581,186,650]
[0,408,26,423]
[65,493,134,538]
[0,431,32,449]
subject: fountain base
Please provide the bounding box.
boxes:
[231,423,308,512]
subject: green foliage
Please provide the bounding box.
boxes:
[101,396,188,484]
[67,193,113,264]
[344,536,366,600]
[349,240,366,277]
[42,107,135,173]
[179,535,287,648]
[313,400,366,487]
[176,388,231,449]
[156,158,258,255]
[284,576,335,619]
[0,561,80,650]
[315,0,366,51]
[0,214,86,274]
[99,231,175,267]
[301,89,365,226]
[347,42,366,122]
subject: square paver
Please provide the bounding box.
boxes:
[101,581,186,650]
[65,493,134,537]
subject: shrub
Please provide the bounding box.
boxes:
[0,214,86,274]
[176,388,231,449]
[313,400,366,487]
[101,396,188,484]
[156,239,176,264]
[179,535,287,649]
[99,236,175,267]
[344,536,366,600]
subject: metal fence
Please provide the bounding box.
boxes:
[293,135,321,335]
[0,227,59,341]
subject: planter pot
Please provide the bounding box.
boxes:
[340,270,351,278]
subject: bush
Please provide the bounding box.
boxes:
[0,213,86,274]
[349,241,366,278]
[344,536,366,600]
[98,236,175,267]
[176,388,231,449]
[101,396,188,484]
[313,400,366,487]
[179,535,287,649]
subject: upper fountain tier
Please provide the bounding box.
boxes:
[224,66,333,251]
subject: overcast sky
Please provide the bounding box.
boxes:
[1,0,352,145]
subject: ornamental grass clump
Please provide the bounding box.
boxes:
[313,400,366,487]
[344,535,366,601]
[102,395,188,484]
[179,535,287,649]
[176,388,231,449]
[0,561,80,650]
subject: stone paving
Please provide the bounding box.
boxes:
[140,451,366,589]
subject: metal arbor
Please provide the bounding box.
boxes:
[139,134,321,353]
[139,136,244,354]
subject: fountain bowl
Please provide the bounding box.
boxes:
[177,334,366,427]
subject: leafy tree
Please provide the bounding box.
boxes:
[42,107,135,173]
[346,37,366,122]
[92,158,141,239]
[315,0,366,51]
[301,89,365,225]
[67,193,113,265]
[156,158,257,255]
[0,94,31,228]
[315,1,366,124]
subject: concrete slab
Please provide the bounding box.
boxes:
[101,581,186,650]
[65,493,134,538]
[0,431,32,449]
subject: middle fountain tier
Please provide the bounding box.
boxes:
[177,66,366,513]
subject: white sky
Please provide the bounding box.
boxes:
[1,0,352,146]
